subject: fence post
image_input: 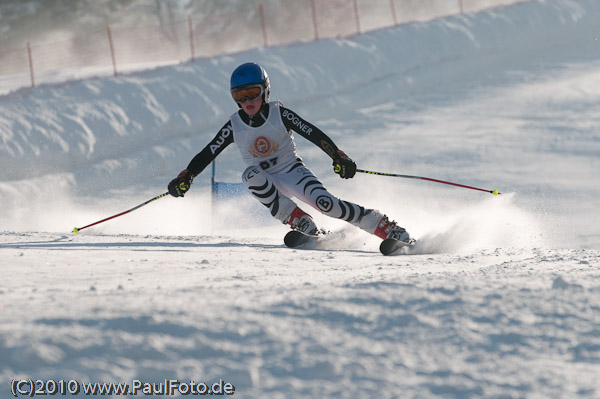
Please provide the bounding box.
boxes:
[27,42,35,88]
[389,0,398,26]
[352,0,361,35]
[106,24,118,77]
[310,0,319,40]
[258,1,269,47]
[458,0,464,13]
[188,15,196,61]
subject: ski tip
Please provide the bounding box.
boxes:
[284,230,326,249]
[72,227,79,234]
[283,231,297,247]
[284,230,309,248]
[380,238,415,256]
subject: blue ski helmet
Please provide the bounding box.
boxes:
[230,62,270,104]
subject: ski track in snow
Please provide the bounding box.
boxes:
[1,0,600,398]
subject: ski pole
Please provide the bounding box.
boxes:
[356,169,500,195]
[72,192,170,234]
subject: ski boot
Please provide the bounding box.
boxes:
[374,216,411,243]
[286,206,319,236]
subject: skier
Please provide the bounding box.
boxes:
[168,62,411,244]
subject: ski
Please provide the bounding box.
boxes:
[284,230,324,249]
[285,230,417,255]
[379,238,416,256]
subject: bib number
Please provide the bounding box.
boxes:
[259,157,278,170]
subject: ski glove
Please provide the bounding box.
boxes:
[168,169,193,197]
[333,150,357,179]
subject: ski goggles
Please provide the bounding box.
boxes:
[231,85,263,104]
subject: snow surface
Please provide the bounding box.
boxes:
[1,0,599,398]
